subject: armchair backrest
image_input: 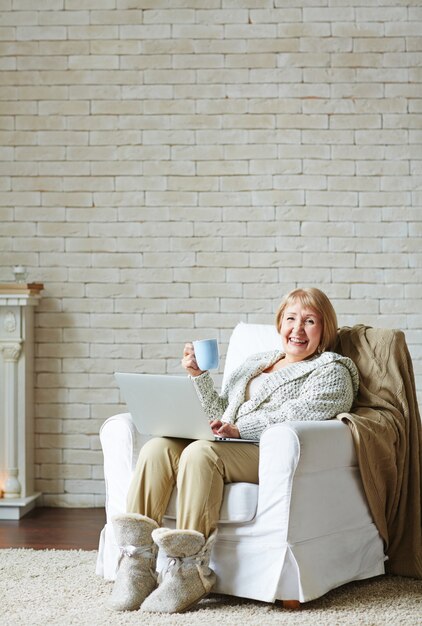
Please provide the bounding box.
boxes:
[223,323,280,387]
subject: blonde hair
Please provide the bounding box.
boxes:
[275,288,338,352]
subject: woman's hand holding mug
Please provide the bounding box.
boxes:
[181,343,204,377]
[182,339,219,376]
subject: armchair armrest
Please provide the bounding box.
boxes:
[100,412,146,521]
[260,419,356,473]
[254,419,361,544]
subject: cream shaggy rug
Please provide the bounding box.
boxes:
[0,549,421,626]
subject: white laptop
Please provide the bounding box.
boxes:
[115,372,259,444]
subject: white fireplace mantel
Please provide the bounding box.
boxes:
[0,284,43,519]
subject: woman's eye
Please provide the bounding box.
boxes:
[305,319,315,324]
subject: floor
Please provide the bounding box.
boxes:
[0,507,106,550]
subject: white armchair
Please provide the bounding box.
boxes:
[96,323,385,605]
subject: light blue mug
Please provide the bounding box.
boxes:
[193,339,219,371]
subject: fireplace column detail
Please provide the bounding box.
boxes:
[0,284,43,519]
[2,340,23,498]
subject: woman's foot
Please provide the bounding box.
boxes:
[108,513,159,611]
[141,528,217,614]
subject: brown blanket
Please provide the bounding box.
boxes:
[335,325,422,578]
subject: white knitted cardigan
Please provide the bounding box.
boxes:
[192,350,359,441]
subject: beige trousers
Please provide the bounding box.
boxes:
[126,437,260,538]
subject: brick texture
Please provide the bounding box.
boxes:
[0,1,421,507]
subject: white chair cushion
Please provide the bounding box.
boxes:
[164,482,259,524]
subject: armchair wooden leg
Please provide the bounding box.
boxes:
[282,600,301,610]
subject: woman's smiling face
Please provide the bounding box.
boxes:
[279,300,323,363]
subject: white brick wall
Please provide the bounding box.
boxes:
[0,1,421,507]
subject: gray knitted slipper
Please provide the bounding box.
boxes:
[108,513,159,611]
[140,528,217,614]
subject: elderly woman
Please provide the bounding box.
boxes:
[109,287,359,614]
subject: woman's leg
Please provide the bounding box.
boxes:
[126,437,190,524]
[176,440,260,537]
[110,437,191,612]
[140,440,260,614]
